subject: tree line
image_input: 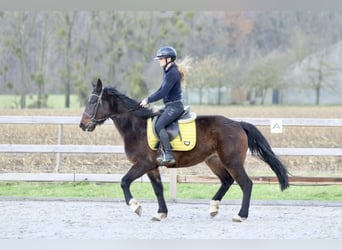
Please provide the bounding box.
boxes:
[1,11,342,108]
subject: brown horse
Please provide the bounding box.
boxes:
[79,79,289,222]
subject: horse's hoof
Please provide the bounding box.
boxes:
[156,159,164,166]
[209,200,220,218]
[210,211,218,218]
[232,215,247,222]
[151,213,167,221]
[129,198,142,216]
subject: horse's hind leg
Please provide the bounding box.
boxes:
[205,155,235,218]
[225,160,253,222]
[146,168,168,221]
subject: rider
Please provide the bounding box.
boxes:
[140,46,186,165]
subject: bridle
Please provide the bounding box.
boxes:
[82,88,108,128]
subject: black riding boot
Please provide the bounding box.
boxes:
[158,130,175,166]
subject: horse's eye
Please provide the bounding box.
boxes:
[88,97,98,104]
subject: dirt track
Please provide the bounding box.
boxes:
[0,198,341,239]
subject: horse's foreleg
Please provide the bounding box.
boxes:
[120,165,147,217]
[146,168,168,221]
[210,176,235,217]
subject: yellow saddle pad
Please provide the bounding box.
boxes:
[147,113,197,151]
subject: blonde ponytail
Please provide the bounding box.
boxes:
[175,56,192,83]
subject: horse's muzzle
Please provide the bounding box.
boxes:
[79,122,86,131]
[79,121,96,132]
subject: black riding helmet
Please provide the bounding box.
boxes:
[154,46,177,61]
[154,46,177,70]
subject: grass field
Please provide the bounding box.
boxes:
[0,182,341,201]
[0,94,82,109]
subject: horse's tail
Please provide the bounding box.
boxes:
[239,121,289,191]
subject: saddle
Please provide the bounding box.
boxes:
[147,106,197,151]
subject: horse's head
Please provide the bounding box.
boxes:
[80,78,156,132]
[79,79,111,132]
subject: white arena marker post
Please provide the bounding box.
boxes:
[270,119,283,133]
[169,168,177,201]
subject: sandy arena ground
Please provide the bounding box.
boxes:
[0,198,341,239]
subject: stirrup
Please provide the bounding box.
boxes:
[163,151,175,165]
[156,148,165,166]
[163,158,175,165]
[156,155,164,166]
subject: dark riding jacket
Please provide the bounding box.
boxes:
[147,64,182,104]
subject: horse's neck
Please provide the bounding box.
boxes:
[111,114,146,141]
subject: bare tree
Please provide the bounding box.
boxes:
[73,11,96,106]
[55,11,77,108]
[300,51,338,104]
[244,52,286,104]
[3,12,32,108]
[31,13,48,108]
[187,55,227,104]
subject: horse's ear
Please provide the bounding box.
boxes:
[96,78,102,92]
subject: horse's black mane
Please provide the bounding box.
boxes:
[105,87,156,118]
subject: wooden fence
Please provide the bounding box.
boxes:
[0,116,342,199]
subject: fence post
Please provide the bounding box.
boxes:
[55,124,63,173]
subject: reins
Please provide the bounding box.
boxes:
[126,104,142,114]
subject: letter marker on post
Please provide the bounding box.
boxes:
[270,119,283,133]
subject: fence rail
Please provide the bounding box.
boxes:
[0,173,341,185]
[1,116,341,199]
[1,115,342,126]
[0,144,341,156]
[1,116,341,157]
